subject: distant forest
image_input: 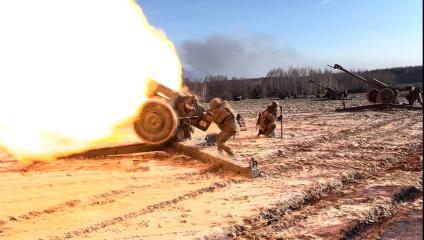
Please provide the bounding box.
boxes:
[184,66,423,101]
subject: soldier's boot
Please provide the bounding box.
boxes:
[224,147,235,156]
[268,130,276,138]
[418,96,423,107]
[264,125,276,137]
[218,144,235,156]
[406,96,414,105]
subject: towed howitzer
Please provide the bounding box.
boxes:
[328,64,397,104]
[308,80,348,100]
[69,82,262,178]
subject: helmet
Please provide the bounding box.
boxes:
[406,86,414,91]
[187,94,197,103]
[209,98,222,109]
[269,100,279,109]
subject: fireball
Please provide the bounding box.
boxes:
[0,0,182,161]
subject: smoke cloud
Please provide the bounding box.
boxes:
[178,34,310,79]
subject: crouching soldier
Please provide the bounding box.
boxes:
[257,101,282,137]
[405,86,423,107]
[174,94,197,140]
[208,98,239,156]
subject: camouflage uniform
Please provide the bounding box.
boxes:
[406,87,423,107]
[175,95,197,140]
[209,98,239,156]
[258,101,279,137]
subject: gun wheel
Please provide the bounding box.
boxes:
[133,99,177,145]
[377,88,396,104]
[366,88,379,103]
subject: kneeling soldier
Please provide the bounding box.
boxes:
[258,101,282,137]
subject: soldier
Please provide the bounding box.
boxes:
[174,94,197,140]
[341,90,348,99]
[208,98,239,156]
[405,86,423,107]
[257,101,281,137]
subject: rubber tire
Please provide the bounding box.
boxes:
[377,88,396,104]
[133,99,177,145]
[366,88,380,103]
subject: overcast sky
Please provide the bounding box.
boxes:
[137,0,423,79]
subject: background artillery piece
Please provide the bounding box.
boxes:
[329,64,397,104]
[308,80,348,100]
[329,64,423,111]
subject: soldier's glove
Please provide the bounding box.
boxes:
[277,115,283,121]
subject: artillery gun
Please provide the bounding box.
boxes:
[66,80,260,178]
[308,80,348,100]
[329,64,423,111]
[328,64,397,104]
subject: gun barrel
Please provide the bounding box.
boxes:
[309,80,336,92]
[371,78,390,89]
[146,80,180,99]
[329,64,370,84]
[329,64,388,89]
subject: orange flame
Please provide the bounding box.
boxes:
[0,1,182,162]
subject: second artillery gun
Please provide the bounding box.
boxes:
[308,80,348,100]
[329,64,423,111]
[329,64,397,104]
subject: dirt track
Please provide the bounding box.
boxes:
[0,95,422,239]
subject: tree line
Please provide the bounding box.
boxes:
[184,66,423,101]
